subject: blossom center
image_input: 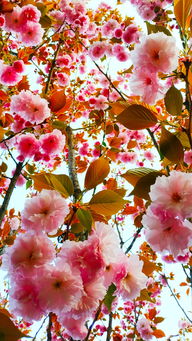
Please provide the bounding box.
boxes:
[172,192,182,202]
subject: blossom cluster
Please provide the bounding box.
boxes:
[3,189,147,340]
[3,4,44,46]
[130,0,172,21]
[129,32,179,104]
[142,171,192,257]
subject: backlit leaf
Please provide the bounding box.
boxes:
[174,0,192,30]
[130,172,162,200]
[122,167,158,187]
[0,312,30,341]
[49,90,66,113]
[152,329,166,338]
[31,173,74,197]
[84,157,110,190]
[160,127,184,163]
[76,208,93,231]
[89,190,127,216]
[116,104,157,130]
[164,85,183,115]
[103,283,116,311]
[146,22,172,36]
[136,289,155,302]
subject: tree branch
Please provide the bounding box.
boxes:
[47,312,53,341]
[44,40,61,94]
[106,312,113,341]
[84,303,102,341]
[66,126,81,202]
[125,227,143,254]
[0,161,23,226]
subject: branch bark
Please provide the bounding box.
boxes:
[0,161,23,226]
[106,312,113,341]
[66,126,81,202]
[47,312,53,341]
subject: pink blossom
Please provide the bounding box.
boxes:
[13,60,25,73]
[79,142,89,156]
[0,62,22,86]
[122,25,139,44]
[118,152,137,163]
[89,42,106,59]
[137,317,153,340]
[10,90,51,124]
[21,189,69,233]
[94,95,108,110]
[184,150,192,165]
[0,15,5,27]
[4,6,23,33]
[129,68,164,104]
[114,28,123,38]
[58,238,105,284]
[58,315,87,341]
[139,4,156,21]
[101,19,118,37]
[40,129,65,155]
[144,151,154,161]
[149,171,192,218]
[117,255,147,300]
[142,205,192,256]
[131,32,178,73]
[16,134,40,160]
[2,232,55,275]
[57,73,70,86]
[37,263,83,314]
[19,22,44,46]
[9,277,44,322]
[56,55,72,67]
[20,4,41,24]
[116,51,129,62]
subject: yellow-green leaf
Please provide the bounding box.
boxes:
[31,173,74,197]
[164,85,183,115]
[0,312,30,341]
[71,223,85,234]
[116,104,157,130]
[89,190,127,216]
[122,167,158,187]
[160,127,184,163]
[146,22,172,36]
[174,0,192,30]
[84,157,110,190]
[136,289,155,303]
[76,208,93,231]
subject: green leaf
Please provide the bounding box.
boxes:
[121,167,158,186]
[39,15,52,29]
[89,190,127,216]
[116,104,157,130]
[136,289,155,303]
[103,283,116,311]
[31,173,74,198]
[130,172,162,200]
[76,208,93,232]
[71,223,85,234]
[160,127,184,163]
[164,86,183,115]
[26,179,32,190]
[145,21,172,36]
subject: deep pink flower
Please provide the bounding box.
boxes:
[0,63,22,86]
[4,6,23,32]
[20,4,41,24]
[40,129,65,155]
[16,134,40,160]
[21,189,69,233]
[13,60,25,73]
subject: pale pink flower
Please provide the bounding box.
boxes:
[89,42,106,59]
[101,19,118,37]
[58,238,105,284]
[40,129,65,155]
[58,315,87,341]
[184,150,192,165]
[9,277,44,322]
[2,232,55,275]
[116,51,129,62]
[131,32,178,73]
[137,317,153,340]
[21,189,69,233]
[144,151,154,161]
[129,67,164,104]
[149,171,192,219]
[19,22,44,46]
[10,90,51,124]
[139,4,156,21]
[117,254,147,300]
[37,263,83,314]
[94,95,108,110]
[4,6,23,33]
[142,205,192,256]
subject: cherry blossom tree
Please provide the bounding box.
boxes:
[0,0,192,340]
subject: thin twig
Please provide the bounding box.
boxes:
[44,40,61,94]
[162,275,192,323]
[106,312,113,341]
[32,315,48,341]
[84,303,102,341]
[0,162,23,226]
[47,312,53,341]
[125,227,143,254]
